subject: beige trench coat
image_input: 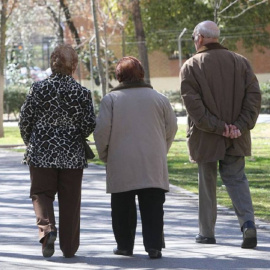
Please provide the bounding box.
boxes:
[180,43,261,163]
[94,84,178,193]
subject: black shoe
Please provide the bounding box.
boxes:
[241,221,257,249]
[113,248,133,256]
[42,231,57,258]
[63,253,75,258]
[195,234,216,244]
[148,249,162,259]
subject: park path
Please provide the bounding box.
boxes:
[0,149,270,270]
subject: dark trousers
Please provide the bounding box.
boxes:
[111,188,165,252]
[30,166,83,257]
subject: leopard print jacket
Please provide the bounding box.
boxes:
[19,73,96,169]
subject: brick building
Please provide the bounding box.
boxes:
[79,36,270,94]
[65,17,270,93]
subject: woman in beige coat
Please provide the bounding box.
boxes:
[94,56,177,259]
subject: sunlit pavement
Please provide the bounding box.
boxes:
[0,150,270,270]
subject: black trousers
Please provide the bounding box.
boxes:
[111,188,165,252]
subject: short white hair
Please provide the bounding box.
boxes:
[194,20,220,38]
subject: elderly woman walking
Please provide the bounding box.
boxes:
[94,56,178,259]
[19,44,96,258]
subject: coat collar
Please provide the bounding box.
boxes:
[196,42,228,54]
[49,73,74,82]
[110,80,153,91]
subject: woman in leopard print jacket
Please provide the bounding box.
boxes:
[19,44,96,258]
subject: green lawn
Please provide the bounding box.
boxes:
[168,123,270,222]
[0,126,24,145]
[1,123,270,222]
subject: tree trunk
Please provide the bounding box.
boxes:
[59,0,81,46]
[103,21,109,93]
[0,0,8,138]
[91,0,106,97]
[46,5,64,44]
[131,0,150,84]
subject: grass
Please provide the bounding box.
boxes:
[168,123,270,222]
[0,126,25,145]
[1,123,270,222]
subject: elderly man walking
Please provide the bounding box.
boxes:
[179,20,261,248]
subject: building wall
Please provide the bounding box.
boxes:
[72,19,270,93]
[147,49,270,92]
[147,39,270,92]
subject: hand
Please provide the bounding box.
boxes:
[222,123,230,137]
[223,124,242,139]
[229,125,242,139]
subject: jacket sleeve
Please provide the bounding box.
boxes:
[18,85,36,145]
[163,97,178,152]
[180,64,225,135]
[93,95,112,163]
[233,60,261,133]
[81,90,96,138]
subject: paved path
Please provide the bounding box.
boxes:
[0,150,270,270]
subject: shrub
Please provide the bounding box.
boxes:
[163,90,186,116]
[93,90,101,114]
[4,85,28,120]
[260,81,270,113]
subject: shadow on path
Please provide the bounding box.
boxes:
[0,150,270,270]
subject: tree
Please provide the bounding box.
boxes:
[130,0,150,84]
[40,0,117,96]
[44,2,64,44]
[211,0,270,51]
[212,0,268,23]
[131,0,212,56]
[91,0,106,97]
[60,0,81,46]
[0,0,17,138]
[126,0,270,58]
[86,0,123,95]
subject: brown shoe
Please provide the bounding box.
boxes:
[42,232,57,257]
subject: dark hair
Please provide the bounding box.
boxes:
[50,44,78,75]
[115,56,144,82]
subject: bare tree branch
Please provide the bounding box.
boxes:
[6,0,18,20]
[219,0,268,19]
[101,1,121,42]
[219,0,239,15]
[215,0,223,9]
[46,5,64,44]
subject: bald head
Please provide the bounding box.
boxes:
[194,20,220,40]
[192,21,220,50]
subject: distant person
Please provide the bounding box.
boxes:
[94,56,178,258]
[179,21,261,248]
[19,44,96,258]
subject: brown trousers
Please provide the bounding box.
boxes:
[30,166,83,257]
